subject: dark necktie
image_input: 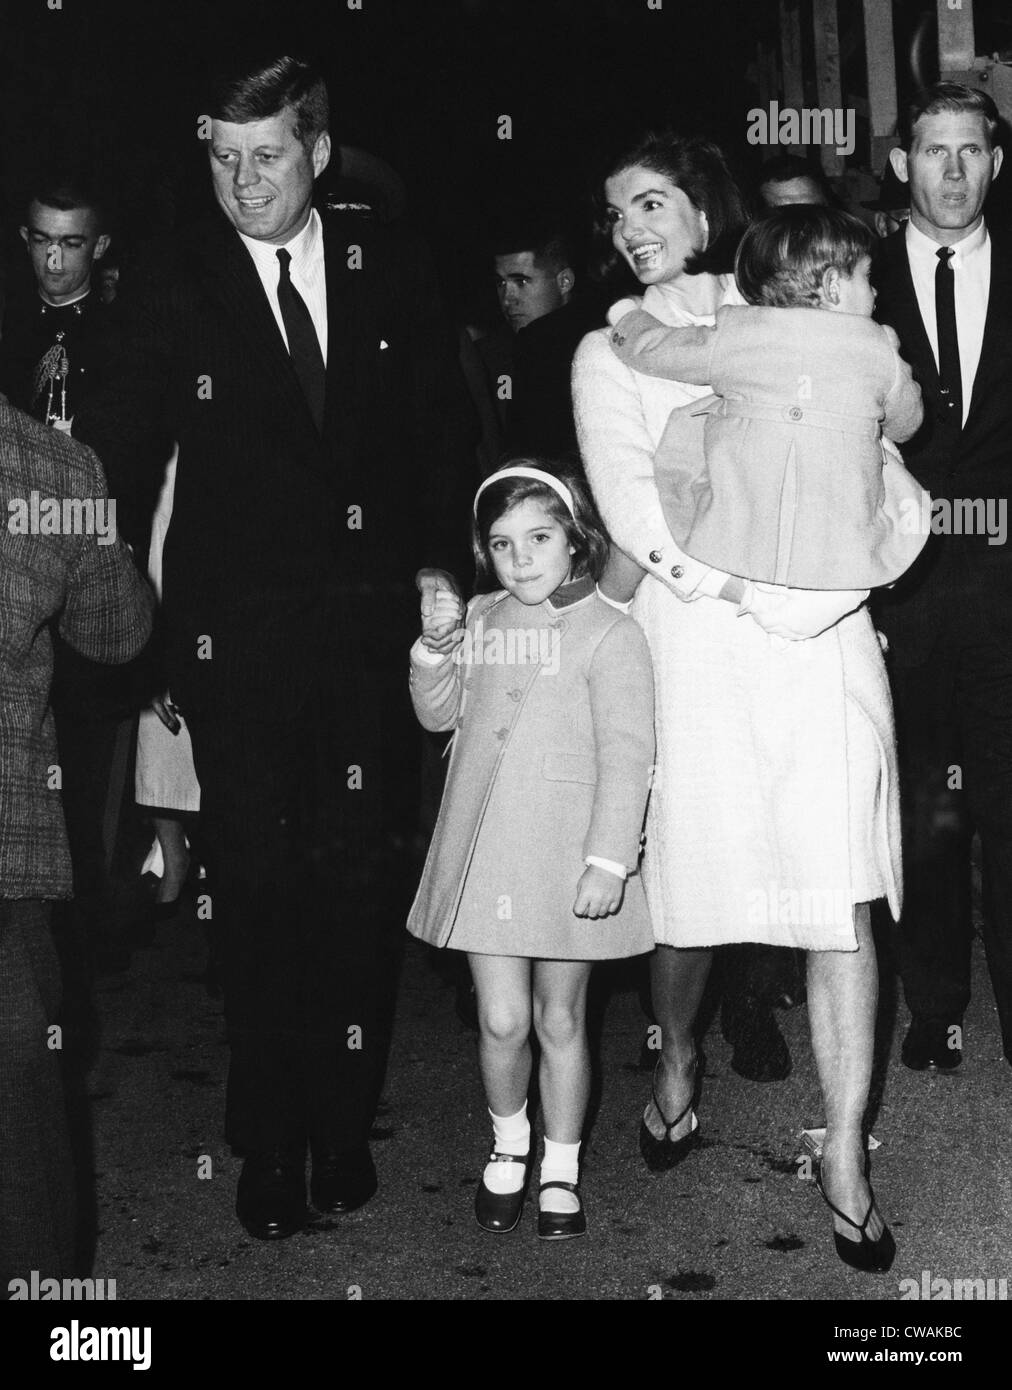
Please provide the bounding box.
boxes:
[935,246,962,427]
[276,248,326,432]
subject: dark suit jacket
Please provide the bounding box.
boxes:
[872,228,1012,663]
[73,211,475,718]
[505,294,606,466]
[0,396,153,897]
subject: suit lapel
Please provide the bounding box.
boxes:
[194,216,323,441]
[321,220,367,445]
[966,232,1012,428]
[877,232,941,398]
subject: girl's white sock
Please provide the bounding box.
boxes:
[482,1103,530,1194]
[539,1137,581,1213]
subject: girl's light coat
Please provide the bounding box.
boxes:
[407,582,656,960]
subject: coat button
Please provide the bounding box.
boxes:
[649,550,662,564]
[788,406,803,421]
[495,727,509,741]
[507,688,522,701]
[670,565,684,579]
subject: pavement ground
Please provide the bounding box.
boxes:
[58,897,1012,1304]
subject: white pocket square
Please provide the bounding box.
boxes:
[380,339,389,350]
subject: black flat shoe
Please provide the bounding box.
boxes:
[537,1181,587,1241]
[310,1145,377,1213]
[815,1168,895,1273]
[236,1148,307,1240]
[474,1152,529,1233]
[639,1058,700,1172]
[901,1016,962,1071]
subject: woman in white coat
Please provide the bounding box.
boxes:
[572,132,901,1273]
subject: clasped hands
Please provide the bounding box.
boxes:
[416,567,465,654]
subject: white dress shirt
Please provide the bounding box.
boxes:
[904,218,989,426]
[237,207,328,364]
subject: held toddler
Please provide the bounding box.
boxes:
[606,205,930,607]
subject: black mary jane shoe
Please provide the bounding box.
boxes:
[474,1152,530,1233]
[815,1167,896,1273]
[537,1181,587,1241]
[639,1058,700,1172]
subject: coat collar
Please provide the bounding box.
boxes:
[547,574,597,609]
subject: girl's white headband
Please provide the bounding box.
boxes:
[473,466,576,520]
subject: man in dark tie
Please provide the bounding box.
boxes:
[74,52,473,1239]
[873,83,1012,1072]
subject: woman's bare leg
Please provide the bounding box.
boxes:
[807,903,885,1242]
[643,944,713,1141]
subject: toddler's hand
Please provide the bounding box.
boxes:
[573,865,625,919]
[420,588,465,653]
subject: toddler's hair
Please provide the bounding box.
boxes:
[734,205,874,308]
[472,460,611,593]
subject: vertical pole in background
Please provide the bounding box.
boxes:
[937,0,976,81]
[864,0,898,172]
[812,0,845,179]
[780,0,805,155]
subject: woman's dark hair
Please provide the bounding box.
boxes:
[734,206,874,308]
[206,54,329,152]
[472,460,611,592]
[592,131,750,282]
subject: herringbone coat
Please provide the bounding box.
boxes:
[0,396,153,898]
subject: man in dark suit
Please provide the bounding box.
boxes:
[493,227,602,465]
[74,53,473,1239]
[873,82,1012,1072]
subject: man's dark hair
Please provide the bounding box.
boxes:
[735,205,873,308]
[898,82,1000,151]
[206,54,329,151]
[492,228,574,275]
[593,131,750,279]
[25,174,108,231]
[757,154,833,203]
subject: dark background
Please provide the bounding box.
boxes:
[1,0,1010,320]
